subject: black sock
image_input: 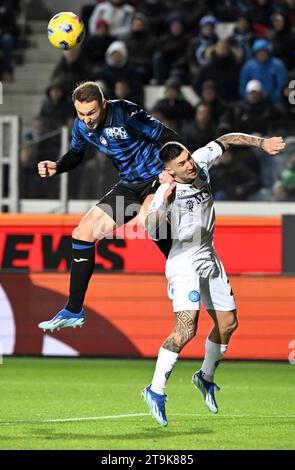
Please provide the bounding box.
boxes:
[66,238,95,313]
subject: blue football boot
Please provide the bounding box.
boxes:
[38,308,85,332]
[192,370,220,414]
[141,384,168,426]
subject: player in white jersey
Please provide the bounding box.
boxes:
[141,133,285,426]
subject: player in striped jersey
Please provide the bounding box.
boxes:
[37,81,179,332]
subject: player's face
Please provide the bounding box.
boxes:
[166,150,198,183]
[74,99,105,129]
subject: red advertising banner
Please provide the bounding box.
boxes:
[0,273,294,360]
[0,214,282,274]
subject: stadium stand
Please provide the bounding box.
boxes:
[0,0,294,206]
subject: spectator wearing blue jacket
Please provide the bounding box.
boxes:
[239,38,288,102]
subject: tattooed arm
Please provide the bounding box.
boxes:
[217,133,286,155]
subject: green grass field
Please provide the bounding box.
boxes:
[0,358,294,450]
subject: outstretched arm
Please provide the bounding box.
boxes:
[217,133,286,155]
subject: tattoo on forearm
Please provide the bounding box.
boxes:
[163,311,197,353]
[218,133,264,150]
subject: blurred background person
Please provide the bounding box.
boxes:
[193,40,241,102]
[88,0,134,39]
[181,102,216,151]
[152,77,194,134]
[234,79,273,135]
[239,38,288,102]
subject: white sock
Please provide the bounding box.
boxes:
[151,346,179,395]
[200,337,228,382]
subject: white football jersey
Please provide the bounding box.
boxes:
[148,140,224,278]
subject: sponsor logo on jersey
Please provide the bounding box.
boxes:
[189,290,200,302]
[186,199,195,212]
[100,136,108,146]
[208,146,213,151]
[182,187,211,207]
[105,127,128,140]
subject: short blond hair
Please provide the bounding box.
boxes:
[72,81,104,105]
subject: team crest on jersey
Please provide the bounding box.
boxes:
[105,126,128,140]
[100,136,108,146]
[186,199,195,212]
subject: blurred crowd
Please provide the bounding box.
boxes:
[19,0,295,202]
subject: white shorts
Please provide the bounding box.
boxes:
[167,255,236,312]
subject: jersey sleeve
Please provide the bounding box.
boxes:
[192,140,224,169]
[148,183,170,214]
[70,118,88,153]
[146,183,171,240]
[125,104,163,142]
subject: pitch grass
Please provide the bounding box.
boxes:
[0,358,294,450]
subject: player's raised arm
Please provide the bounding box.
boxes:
[145,183,175,239]
[217,133,286,155]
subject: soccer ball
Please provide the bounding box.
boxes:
[47,12,85,50]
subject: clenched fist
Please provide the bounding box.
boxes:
[38,160,57,178]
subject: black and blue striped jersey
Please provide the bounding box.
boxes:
[70,100,166,184]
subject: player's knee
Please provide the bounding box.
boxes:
[222,315,238,336]
[72,226,83,240]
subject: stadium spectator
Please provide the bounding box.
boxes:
[78,151,119,199]
[277,151,295,200]
[125,13,156,83]
[250,0,275,31]
[20,117,60,199]
[96,40,144,103]
[152,77,194,134]
[210,149,261,201]
[239,38,288,102]
[181,102,216,151]
[88,0,134,39]
[234,79,273,135]
[165,0,208,35]
[272,82,295,136]
[113,79,133,101]
[153,15,190,84]
[267,13,295,71]
[193,40,241,102]
[0,0,17,80]
[39,79,76,131]
[203,0,253,22]
[80,19,116,78]
[228,14,255,62]
[280,0,295,28]
[187,15,218,72]
[50,49,88,98]
[137,0,168,37]
[271,180,289,201]
[198,80,233,132]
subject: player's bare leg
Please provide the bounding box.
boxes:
[38,207,117,332]
[192,309,238,413]
[142,310,199,426]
